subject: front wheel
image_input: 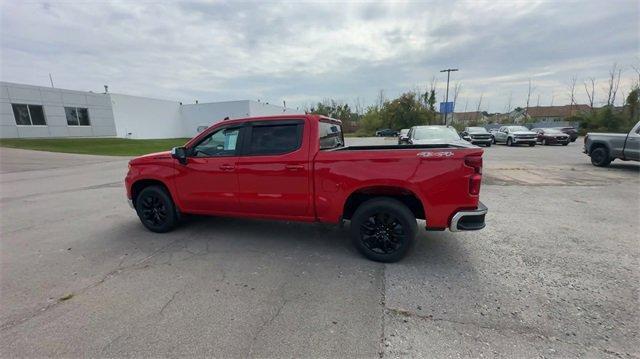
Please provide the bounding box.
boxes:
[506,137,513,146]
[562,143,568,146]
[542,138,547,146]
[135,186,178,233]
[529,142,536,147]
[485,142,491,147]
[350,198,417,263]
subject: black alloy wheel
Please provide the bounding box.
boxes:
[135,186,178,233]
[350,198,417,262]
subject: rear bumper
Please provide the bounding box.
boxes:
[449,202,487,232]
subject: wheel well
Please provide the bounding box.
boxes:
[131,179,172,206]
[589,142,609,155]
[342,186,425,220]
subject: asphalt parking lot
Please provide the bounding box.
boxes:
[1,138,638,357]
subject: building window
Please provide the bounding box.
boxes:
[12,104,47,126]
[65,107,91,126]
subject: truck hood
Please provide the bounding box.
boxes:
[512,131,536,136]
[130,150,172,165]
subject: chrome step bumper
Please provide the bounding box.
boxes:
[449,202,487,232]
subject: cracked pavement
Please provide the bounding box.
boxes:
[1,140,639,357]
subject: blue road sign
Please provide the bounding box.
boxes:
[439,102,454,114]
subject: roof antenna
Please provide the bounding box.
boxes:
[49,73,54,88]
[104,85,109,93]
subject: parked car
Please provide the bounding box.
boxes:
[583,121,640,167]
[125,115,487,262]
[531,128,570,146]
[406,125,470,146]
[555,127,579,142]
[460,127,492,147]
[398,128,410,144]
[376,128,398,137]
[493,126,537,146]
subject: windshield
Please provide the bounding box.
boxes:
[507,126,530,132]
[467,127,487,133]
[413,127,460,141]
[319,120,344,150]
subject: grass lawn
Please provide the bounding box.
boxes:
[0,138,192,156]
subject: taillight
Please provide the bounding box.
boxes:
[465,155,482,195]
[464,155,482,174]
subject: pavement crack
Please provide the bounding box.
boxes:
[158,290,181,316]
[248,298,288,357]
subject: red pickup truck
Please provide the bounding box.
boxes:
[125,114,487,262]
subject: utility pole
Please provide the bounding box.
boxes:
[440,68,458,125]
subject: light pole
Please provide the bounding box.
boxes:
[440,68,458,125]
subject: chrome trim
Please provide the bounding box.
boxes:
[127,198,134,209]
[449,202,488,232]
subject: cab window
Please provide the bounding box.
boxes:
[192,127,240,157]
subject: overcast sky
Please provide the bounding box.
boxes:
[1,0,638,113]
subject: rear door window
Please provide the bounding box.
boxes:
[319,120,344,149]
[246,122,303,155]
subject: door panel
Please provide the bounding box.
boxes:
[624,132,640,160]
[173,127,242,213]
[236,121,311,217]
[174,157,240,212]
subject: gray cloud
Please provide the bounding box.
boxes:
[1,0,638,112]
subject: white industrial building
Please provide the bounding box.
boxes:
[0,81,299,139]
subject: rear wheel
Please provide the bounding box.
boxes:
[590,147,611,167]
[350,198,417,263]
[135,186,178,233]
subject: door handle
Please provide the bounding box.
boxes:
[285,164,304,170]
[219,164,235,171]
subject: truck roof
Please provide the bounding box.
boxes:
[220,114,342,126]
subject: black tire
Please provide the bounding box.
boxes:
[492,136,496,144]
[542,138,547,146]
[350,198,417,263]
[562,142,568,146]
[590,147,611,167]
[135,185,178,233]
[507,137,513,146]
[529,142,536,147]
[485,142,491,147]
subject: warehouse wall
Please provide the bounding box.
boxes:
[181,101,251,137]
[0,81,117,138]
[110,94,182,139]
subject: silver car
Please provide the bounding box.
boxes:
[406,125,472,146]
[493,125,537,147]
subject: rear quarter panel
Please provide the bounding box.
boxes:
[313,147,483,228]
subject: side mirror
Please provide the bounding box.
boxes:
[171,146,188,165]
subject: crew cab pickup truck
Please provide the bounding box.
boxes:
[125,115,487,262]
[584,121,640,167]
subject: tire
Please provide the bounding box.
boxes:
[507,137,513,146]
[529,142,536,147]
[135,185,178,233]
[590,147,611,167]
[350,198,417,263]
[562,143,568,146]
[492,137,496,144]
[485,142,491,147]
[542,138,547,146]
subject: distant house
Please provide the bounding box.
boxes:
[525,105,591,122]
[451,111,489,125]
